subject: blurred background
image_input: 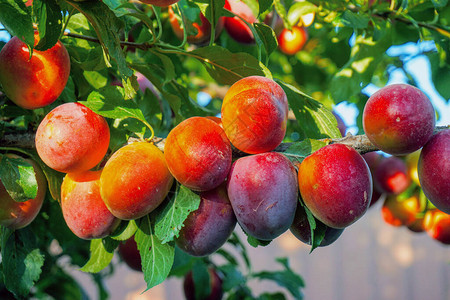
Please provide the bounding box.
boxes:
[72,199,450,300]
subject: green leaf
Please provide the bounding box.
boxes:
[189,46,272,85]
[251,258,305,300]
[1,227,44,298]
[196,0,226,27]
[110,220,137,241]
[247,234,272,248]
[259,0,273,15]
[218,264,247,292]
[283,139,329,164]
[0,154,37,202]
[81,86,148,126]
[154,184,201,244]
[135,216,175,291]
[301,203,326,252]
[254,23,278,57]
[33,0,63,51]
[277,81,341,139]
[340,11,369,29]
[169,246,196,277]
[0,0,34,47]
[66,0,133,94]
[287,1,317,26]
[80,238,120,273]
[257,292,287,300]
[330,34,391,102]
[191,260,211,300]
[431,0,448,8]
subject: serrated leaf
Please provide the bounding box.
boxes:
[0,154,37,202]
[154,184,201,244]
[254,23,278,57]
[189,46,272,85]
[135,216,175,291]
[80,238,119,273]
[0,0,34,47]
[33,0,63,51]
[81,86,148,125]
[251,257,305,300]
[1,227,44,298]
[277,81,341,139]
[283,139,329,164]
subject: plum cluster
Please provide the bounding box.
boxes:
[362,84,450,245]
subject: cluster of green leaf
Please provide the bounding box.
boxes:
[0,0,449,299]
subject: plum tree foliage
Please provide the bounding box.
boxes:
[0,0,449,299]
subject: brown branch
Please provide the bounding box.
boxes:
[2,126,448,156]
[63,32,154,51]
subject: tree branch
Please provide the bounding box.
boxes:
[2,126,448,156]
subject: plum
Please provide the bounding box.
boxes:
[418,129,450,213]
[176,185,236,257]
[227,152,298,240]
[298,144,372,228]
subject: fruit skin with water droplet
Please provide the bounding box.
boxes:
[298,144,372,229]
[363,84,435,155]
[227,152,298,240]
